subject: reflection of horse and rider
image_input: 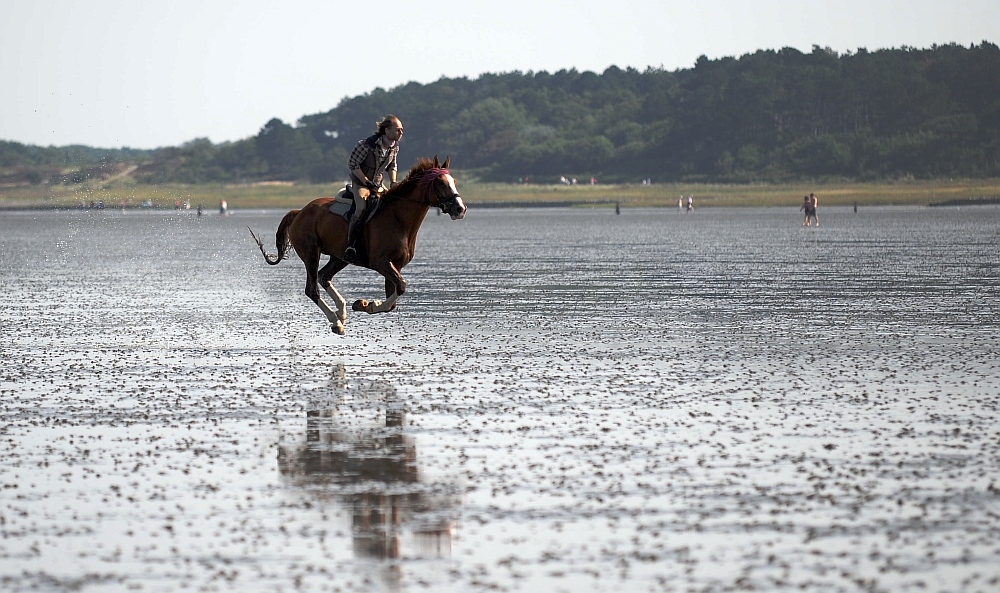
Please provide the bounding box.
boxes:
[248,114,468,335]
[277,369,458,564]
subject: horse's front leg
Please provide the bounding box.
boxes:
[383,278,399,312]
[353,260,405,314]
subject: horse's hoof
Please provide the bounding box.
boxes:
[331,321,345,335]
[352,299,368,312]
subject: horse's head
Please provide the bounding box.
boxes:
[424,156,467,220]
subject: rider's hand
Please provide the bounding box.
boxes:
[365,180,380,192]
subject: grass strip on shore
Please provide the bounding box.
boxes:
[2,176,999,210]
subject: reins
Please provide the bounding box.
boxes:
[383,168,451,207]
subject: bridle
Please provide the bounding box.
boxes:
[406,168,462,214]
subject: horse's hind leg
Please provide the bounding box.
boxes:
[302,247,346,334]
[318,257,349,323]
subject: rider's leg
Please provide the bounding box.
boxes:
[342,186,368,263]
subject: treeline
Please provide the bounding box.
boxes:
[306,42,1000,183]
[0,141,152,184]
[4,42,999,185]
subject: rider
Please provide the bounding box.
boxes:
[343,115,403,263]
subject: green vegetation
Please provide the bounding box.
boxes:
[2,42,999,194]
[2,173,996,210]
[0,142,152,185]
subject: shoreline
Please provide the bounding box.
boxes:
[5,200,1000,213]
[2,178,999,210]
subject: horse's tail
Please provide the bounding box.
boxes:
[247,209,299,265]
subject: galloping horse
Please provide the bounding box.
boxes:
[248,156,466,334]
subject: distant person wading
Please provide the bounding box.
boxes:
[343,115,403,263]
[800,193,819,226]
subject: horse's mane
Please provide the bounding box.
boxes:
[384,158,445,199]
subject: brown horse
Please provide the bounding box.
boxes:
[248,156,466,334]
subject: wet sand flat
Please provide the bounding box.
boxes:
[1,206,999,592]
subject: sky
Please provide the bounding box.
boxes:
[2,0,998,149]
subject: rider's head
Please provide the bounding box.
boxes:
[376,115,403,141]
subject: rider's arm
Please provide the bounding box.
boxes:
[387,152,398,186]
[348,142,372,185]
[351,167,370,184]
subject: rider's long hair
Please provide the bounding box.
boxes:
[375,115,400,136]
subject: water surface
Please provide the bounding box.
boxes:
[1,205,999,592]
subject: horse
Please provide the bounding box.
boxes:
[248,156,466,334]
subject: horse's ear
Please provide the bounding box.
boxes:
[433,155,440,168]
[442,156,450,169]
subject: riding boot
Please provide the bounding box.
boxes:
[342,217,363,263]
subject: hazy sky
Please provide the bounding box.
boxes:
[3,0,997,149]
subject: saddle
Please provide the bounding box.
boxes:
[328,186,382,224]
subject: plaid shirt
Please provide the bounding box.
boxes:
[348,134,398,184]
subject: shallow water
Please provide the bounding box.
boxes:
[1,205,999,592]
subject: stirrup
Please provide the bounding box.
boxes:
[342,245,357,263]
